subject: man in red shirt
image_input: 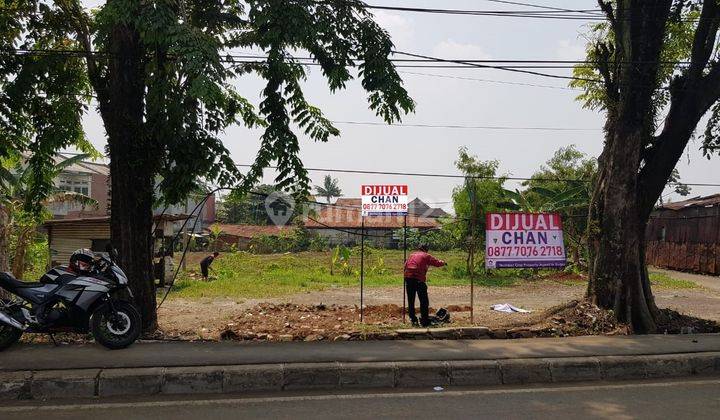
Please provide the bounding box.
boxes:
[404,244,446,327]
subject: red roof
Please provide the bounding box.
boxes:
[213,224,289,238]
[305,199,439,229]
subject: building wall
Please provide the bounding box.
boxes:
[64,173,109,218]
[645,206,720,275]
[48,221,111,266]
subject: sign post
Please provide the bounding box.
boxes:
[485,213,567,269]
[360,185,408,324]
[403,214,407,323]
[360,217,365,323]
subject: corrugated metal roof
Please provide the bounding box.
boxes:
[659,194,720,211]
[43,214,193,226]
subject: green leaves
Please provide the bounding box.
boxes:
[315,175,342,203]
[702,101,720,158]
[238,0,414,195]
[4,0,414,210]
[0,1,93,214]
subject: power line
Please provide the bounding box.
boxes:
[362,4,605,21]
[3,48,696,66]
[393,50,600,83]
[479,0,603,14]
[235,164,720,188]
[330,120,601,132]
[397,71,578,90]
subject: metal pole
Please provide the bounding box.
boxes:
[467,177,476,325]
[403,214,408,323]
[360,217,365,323]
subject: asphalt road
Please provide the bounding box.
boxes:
[4,378,720,420]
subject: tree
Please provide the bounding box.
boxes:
[315,175,343,203]
[519,145,597,268]
[11,0,412,331]
[665,168,692,201]
[218,184,292,225]
[573,0,720,332]
[450,147,507,274]
[0,154,98,279]
[0,1,95,271]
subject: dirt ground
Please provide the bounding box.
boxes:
[157,269,720,340]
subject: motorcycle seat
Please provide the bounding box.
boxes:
[0,272,43,290]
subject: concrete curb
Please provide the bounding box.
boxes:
[2,352,720,400]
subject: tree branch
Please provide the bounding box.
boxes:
[595,42,618,103]
[639,1,720,214]
[55,0,107,103]
[687,0,720,82]
[598,0,618,35]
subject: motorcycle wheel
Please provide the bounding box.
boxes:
[0,324,22,351]
[90,301,141,350]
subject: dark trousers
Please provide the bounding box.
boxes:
[405,278,429,326]
[201,264,209,278]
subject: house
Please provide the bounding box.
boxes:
[408,198,450,219]
[46,153,110,218]
[43,214,191,284]
[645,194,720,275]
[211,224,290,250]
[44,214,191,265]
[44,154,216,229]
[304,198,440,248]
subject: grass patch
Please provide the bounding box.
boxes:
[649,272,698,289]
[168,250,523,299]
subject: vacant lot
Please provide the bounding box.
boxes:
[156,251,717,340]
[171,250,522,299]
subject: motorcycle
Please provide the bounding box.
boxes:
[0,250,141,350]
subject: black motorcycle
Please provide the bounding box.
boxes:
[0,251,141,350]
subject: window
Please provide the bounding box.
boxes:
[57,176,91,197]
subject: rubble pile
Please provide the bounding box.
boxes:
[529,299,630,337]
[219,303,413,342]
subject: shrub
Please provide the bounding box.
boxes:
[309,236,328,251]
[395,228,457,251]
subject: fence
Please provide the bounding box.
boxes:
[645,205,720,275]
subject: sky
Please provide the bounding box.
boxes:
[77,0,720,210]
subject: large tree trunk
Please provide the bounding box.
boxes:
[0,204,9,273]
[588,127,657,333]
[586,0,676,333]
[98,22,158,332]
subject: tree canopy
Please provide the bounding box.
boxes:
[315,175,343,203]
[1,0,415,330]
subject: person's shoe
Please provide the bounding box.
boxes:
[410,319,419,327]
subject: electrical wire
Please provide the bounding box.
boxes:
[330,120,601,132]
[398,71,579,90]
[235,164,720,188]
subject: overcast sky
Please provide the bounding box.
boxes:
[78,0,720,209]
